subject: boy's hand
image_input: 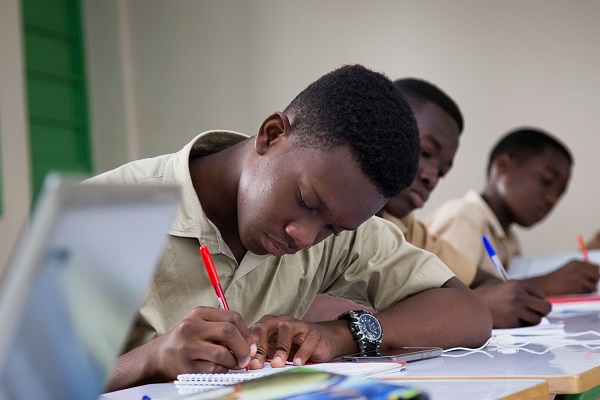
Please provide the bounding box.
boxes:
[248,315,347,369]
[106,306,256,392]
[526,261,600,295]
[473,280,551,328]
[152,306,256,378]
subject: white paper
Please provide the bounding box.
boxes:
[491,317,565,337]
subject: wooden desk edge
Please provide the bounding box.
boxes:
[384,378,549,400]
[385,365,600,395]
[502,380,549,400]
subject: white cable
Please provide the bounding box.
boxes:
[440,329,600,358]
[441,337,495,358]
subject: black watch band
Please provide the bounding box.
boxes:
[336,310,383,353]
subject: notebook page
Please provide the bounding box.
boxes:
[176,361,406,386]
[491,317,565,337]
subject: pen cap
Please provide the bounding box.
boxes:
[200,245,220,285]
[482,236,497,256]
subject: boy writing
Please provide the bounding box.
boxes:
[426,128,600,297]
[88,65,491,391]
[303,79,551,329]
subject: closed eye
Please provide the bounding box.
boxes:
[298,189,313,211]
[541,177,553,187]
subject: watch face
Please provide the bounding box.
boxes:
[358,313,382,341]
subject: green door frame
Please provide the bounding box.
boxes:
[22,0,92,204]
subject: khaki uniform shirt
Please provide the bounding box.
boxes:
[424,190,521,279]
[378,210,477,285]
[87,130,455,352]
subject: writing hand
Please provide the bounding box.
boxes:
[106,306,256,392]
[525,261,599,295]
[152,307,255,378]
[473,280,551,328]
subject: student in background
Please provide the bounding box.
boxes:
[426,128,600,298]
[303,79,551,329]
[87,65,492,391]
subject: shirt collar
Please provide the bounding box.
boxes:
[165,130,248,248]
[465,189,508,240]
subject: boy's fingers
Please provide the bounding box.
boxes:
[291,328,321,365]
[269,321,294,367]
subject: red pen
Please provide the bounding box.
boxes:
[200,245,249,371]
[200,245,229,309]
[578,234,589,262]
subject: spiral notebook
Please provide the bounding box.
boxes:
[176,361,406,386]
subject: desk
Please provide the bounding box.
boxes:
[386,312,600,395]
[100,379,549,400]
[101,313,598,399]
[397,379,548,400]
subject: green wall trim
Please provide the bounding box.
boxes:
[22,0,92,203]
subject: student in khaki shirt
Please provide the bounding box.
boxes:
[87,65,491,391]
[426,128,600,297]
[303,79,551,329]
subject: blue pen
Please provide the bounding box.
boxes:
[482,236,510,281]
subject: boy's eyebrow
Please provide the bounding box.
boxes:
[425,135,453,169]
[312,185,354,231]
[544,165,565,178]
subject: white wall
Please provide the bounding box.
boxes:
[82,0,600,257]
[0,0,30,271]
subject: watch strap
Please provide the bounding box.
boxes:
[337,310,382,353]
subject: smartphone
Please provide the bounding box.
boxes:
[339,346,443,363]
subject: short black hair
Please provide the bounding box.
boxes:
[283,64,419,198]
[394,78,464,134]
[487,127,573,175]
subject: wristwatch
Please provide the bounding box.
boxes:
[336,310,383,353]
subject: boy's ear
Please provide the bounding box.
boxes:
[494,153,516,175]
[255,112,292,155]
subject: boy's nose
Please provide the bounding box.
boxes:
[419,163,438,190]
[285,221,321,250]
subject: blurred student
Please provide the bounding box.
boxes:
[303,79,550,329]
[87,65,491,391]
[426,128,600,298]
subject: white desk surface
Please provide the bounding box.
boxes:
[101,312,598,399]
[386,312,600,395]
[100,379,549,400]
[397,379,548,400]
